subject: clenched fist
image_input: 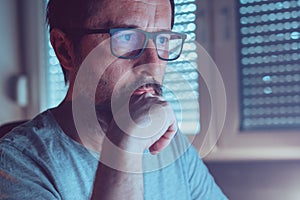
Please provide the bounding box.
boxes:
[107,92,178,155]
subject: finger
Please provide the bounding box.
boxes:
[149,122,178,155]
[134,92,166,103]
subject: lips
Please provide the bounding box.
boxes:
[133,85,156,95]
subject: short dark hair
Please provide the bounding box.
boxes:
[46,0,175,83]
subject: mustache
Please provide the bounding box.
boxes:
[95,79,163,125]
[95,78,163,110]
[143,83,163,96]
[126,78,163,96]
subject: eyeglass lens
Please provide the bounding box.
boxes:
[111,29,184,60]
[156,34,183,60]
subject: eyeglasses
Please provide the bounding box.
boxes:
[67,28,187,61]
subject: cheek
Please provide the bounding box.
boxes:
[94,63,134,104]
[99,60,134,90]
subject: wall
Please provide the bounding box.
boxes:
[0,0,24,124]
[206,160,300,200]
[0,0,46,126]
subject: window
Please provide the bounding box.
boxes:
[238,0,300,130]
[164,0,200,135]
[46,36,68,108]
[201,0,300,161]
[45,0,68,109]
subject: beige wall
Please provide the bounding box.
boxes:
[206,160,300,200]
[0,0,46,125]
[0,0,25,124]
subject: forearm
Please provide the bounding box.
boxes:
[90,93,177,199]
[90,138,144,200]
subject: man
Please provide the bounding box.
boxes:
[0,0,227,199]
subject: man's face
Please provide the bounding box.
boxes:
[75,0,172,108]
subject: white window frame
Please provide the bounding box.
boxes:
[195,0,300,161]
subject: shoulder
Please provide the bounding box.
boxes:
[0,110,65,155]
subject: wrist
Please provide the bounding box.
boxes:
[106,123,147,154]
[100,136,144,173]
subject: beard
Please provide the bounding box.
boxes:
[94,77,163,129]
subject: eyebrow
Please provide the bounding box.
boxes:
[100,20,138,29]
[101,21,170,32]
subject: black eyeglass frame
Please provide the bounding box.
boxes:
[65,27,187,61]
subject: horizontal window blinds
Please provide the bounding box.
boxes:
[46,38,68,108]
[237,0,300,130]
[164,0,200,134]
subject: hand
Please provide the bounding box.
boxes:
[106,93,178,155]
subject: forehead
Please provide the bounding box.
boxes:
[88,0,172,30]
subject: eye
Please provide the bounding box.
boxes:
[157,35,169,45]
[118,33,133,42]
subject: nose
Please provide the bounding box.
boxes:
[141,39,160,63]
[133,40,166,77]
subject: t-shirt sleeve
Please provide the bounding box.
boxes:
[0,141,60,200]
[186,146,228,200]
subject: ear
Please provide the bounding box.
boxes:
[50,28,76,72]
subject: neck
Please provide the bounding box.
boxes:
[51,98,111,152]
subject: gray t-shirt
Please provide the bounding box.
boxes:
[0,110,227,200]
